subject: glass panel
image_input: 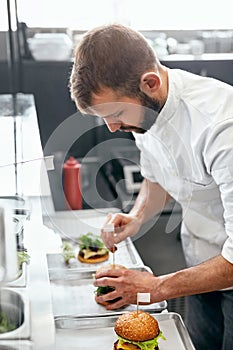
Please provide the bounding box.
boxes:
[0,94,46,196]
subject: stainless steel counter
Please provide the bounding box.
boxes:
[0,93,56,349]
[24,197,56,350]
[0,200,56,350]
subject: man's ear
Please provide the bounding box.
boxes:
[139,72,161,96]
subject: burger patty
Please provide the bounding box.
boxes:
[113,340,159,350]
[79,250,108,259]
[113,340,140,349]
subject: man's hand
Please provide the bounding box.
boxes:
[93,266,161,310]
[94,255,233,311]
[101,212,143,252]
[101,180,170,252]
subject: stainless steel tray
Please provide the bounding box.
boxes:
[55,312,195,350]
[46,209,145,272]
[6,262,27,288]
[0,340,33,349]
[47,237,144,276]
[49,266,167,318]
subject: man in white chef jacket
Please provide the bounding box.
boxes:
[70,24,233,349]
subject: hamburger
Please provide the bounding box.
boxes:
[95,264,127,306]
[78,233,109,264]
[113,311,165,350]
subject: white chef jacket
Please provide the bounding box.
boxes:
[134,69,233,270]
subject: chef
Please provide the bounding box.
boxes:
[69,24,233,350]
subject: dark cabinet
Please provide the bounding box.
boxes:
[22,60,78,149]
[162,57,233,85]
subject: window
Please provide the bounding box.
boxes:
[1,0,233,31]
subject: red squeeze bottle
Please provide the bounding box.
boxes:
[63,156,82,210]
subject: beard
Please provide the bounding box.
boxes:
[119,91,162,134]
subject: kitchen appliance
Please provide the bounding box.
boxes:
[111,146,143,193]
[112,157,143,194]
[101,146,143,211]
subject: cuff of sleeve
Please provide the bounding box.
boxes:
[222,236,233,264]
[140,169,157,183]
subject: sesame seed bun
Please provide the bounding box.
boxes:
[96,263,127,273]
[114,311,160,342]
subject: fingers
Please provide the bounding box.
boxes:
[96,294,126,310]
[104,298,126,310]
[104,213,113,224]
[95,289,118,302]
[93,268,158,310]
[103,234,116,252]
[112,227,129,244]
[94,277,130,310]
[101,213,134,251]
[101,214,117,251]
[94,269,123,282]
[101,229,116,252]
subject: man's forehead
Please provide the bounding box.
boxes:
[85,88,119,116]
[87,100,143,118]
[86,101,121,117]
[92,87,119,104]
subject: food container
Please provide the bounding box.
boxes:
[6,262,27,288]
[28,33,73,61]
[55,312,195,350]
[0,208,19,284]
[0,288,30,340]
[13,217,24,250]
[49,266,167,318]
[47,236,144,277]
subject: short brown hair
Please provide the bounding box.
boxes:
[69,24,158,111]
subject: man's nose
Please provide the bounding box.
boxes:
[104,119,121,133]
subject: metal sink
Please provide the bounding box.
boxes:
[0,288,30,340]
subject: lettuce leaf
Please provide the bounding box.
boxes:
[117,330,166,350]
[62,241,75,263]
[79,233,105,250]
[96,286,115,295]
[0,312,15,333]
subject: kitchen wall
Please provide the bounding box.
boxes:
[1,48,233,156]
[1,29,233,212]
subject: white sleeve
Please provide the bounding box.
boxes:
[134,135,158,183]
[204,119,233,263]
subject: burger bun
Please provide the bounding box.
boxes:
[115,311,160,342]
[96,263,127,274]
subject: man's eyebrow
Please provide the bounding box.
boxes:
[103,110,122,118]
[102,111,118,118]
